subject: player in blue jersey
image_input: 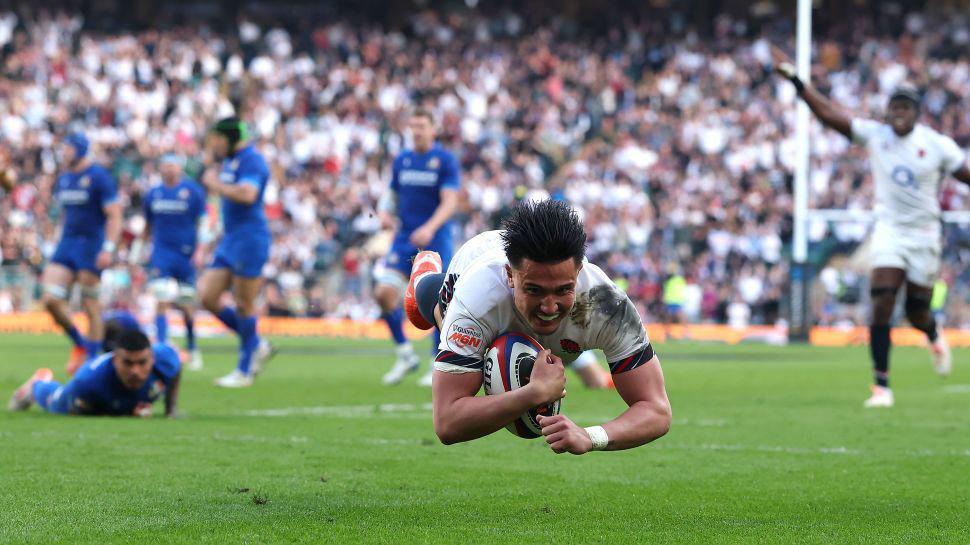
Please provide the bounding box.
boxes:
[41,133,122,375]
[375,109,460,387]
[9,329,181,418]
[198,118,274,388]
[138,153,207,370]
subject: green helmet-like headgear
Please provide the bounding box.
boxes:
[211,117,250,150]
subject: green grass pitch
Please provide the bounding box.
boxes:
[1,333,968,544]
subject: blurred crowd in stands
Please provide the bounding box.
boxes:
[2,3,970,327]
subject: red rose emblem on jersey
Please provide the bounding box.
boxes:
[560,339,582,354]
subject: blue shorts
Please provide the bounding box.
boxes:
[210,233,270,278]
[386,237,454,277]
[33,381,70,414]
[51,235,102,274]
[150,251,196,285]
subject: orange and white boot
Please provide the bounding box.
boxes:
[9,368,54,411]
[404,251,443,331]
[65,346,87,376]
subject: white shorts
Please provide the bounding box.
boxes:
[869,223,941,288]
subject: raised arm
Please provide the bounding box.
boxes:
[772,45,853,139]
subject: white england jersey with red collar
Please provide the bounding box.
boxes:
[434,231,654,375]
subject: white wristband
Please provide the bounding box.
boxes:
[584,425,609,451]
[102,240,117,254]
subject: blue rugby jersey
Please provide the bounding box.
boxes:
[144,179,206,257]
[55,164,118,239]
[218,145,270,237]
[59,344,180,416]
[389,143,460,237]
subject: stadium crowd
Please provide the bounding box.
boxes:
[2,5,970,327]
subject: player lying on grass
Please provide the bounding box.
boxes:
[404,199,671,453]
[772,46,970,408]
[9,329,181,418]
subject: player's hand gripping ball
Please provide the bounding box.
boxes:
[483,332,562,438]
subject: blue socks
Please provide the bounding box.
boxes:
[158,309,196,351]
[216,307,240,333]
[66,325,85,348]
[382,307,407,345]
[185,314,196,351]
[155,314,168,344]
[236,315,259,374]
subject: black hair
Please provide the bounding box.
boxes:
[501,199,587,268]
[102,319,124,352]
[211,117,249,148]
[115,329,151,353]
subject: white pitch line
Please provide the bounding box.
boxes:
[365,438,425,445]
[659,443,970,458]
[241,403,433,418]
[172,432,309,444]
[942,384,970,394]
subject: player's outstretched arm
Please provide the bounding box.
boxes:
[432,349,566,444]
[603,356,671,448]
[165,370,181,418]
[538,356,670,454]
[771,45,852,139]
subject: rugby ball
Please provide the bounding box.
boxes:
[482,332,561,439]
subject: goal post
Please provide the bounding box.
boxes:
[789,0,813,342]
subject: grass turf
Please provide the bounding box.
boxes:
[0,333,968,544]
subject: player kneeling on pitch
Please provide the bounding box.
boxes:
[404,199,671,453]
[9,329,181,418]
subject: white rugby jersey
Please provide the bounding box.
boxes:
[851,119,966,238]
[434,231,654,375]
